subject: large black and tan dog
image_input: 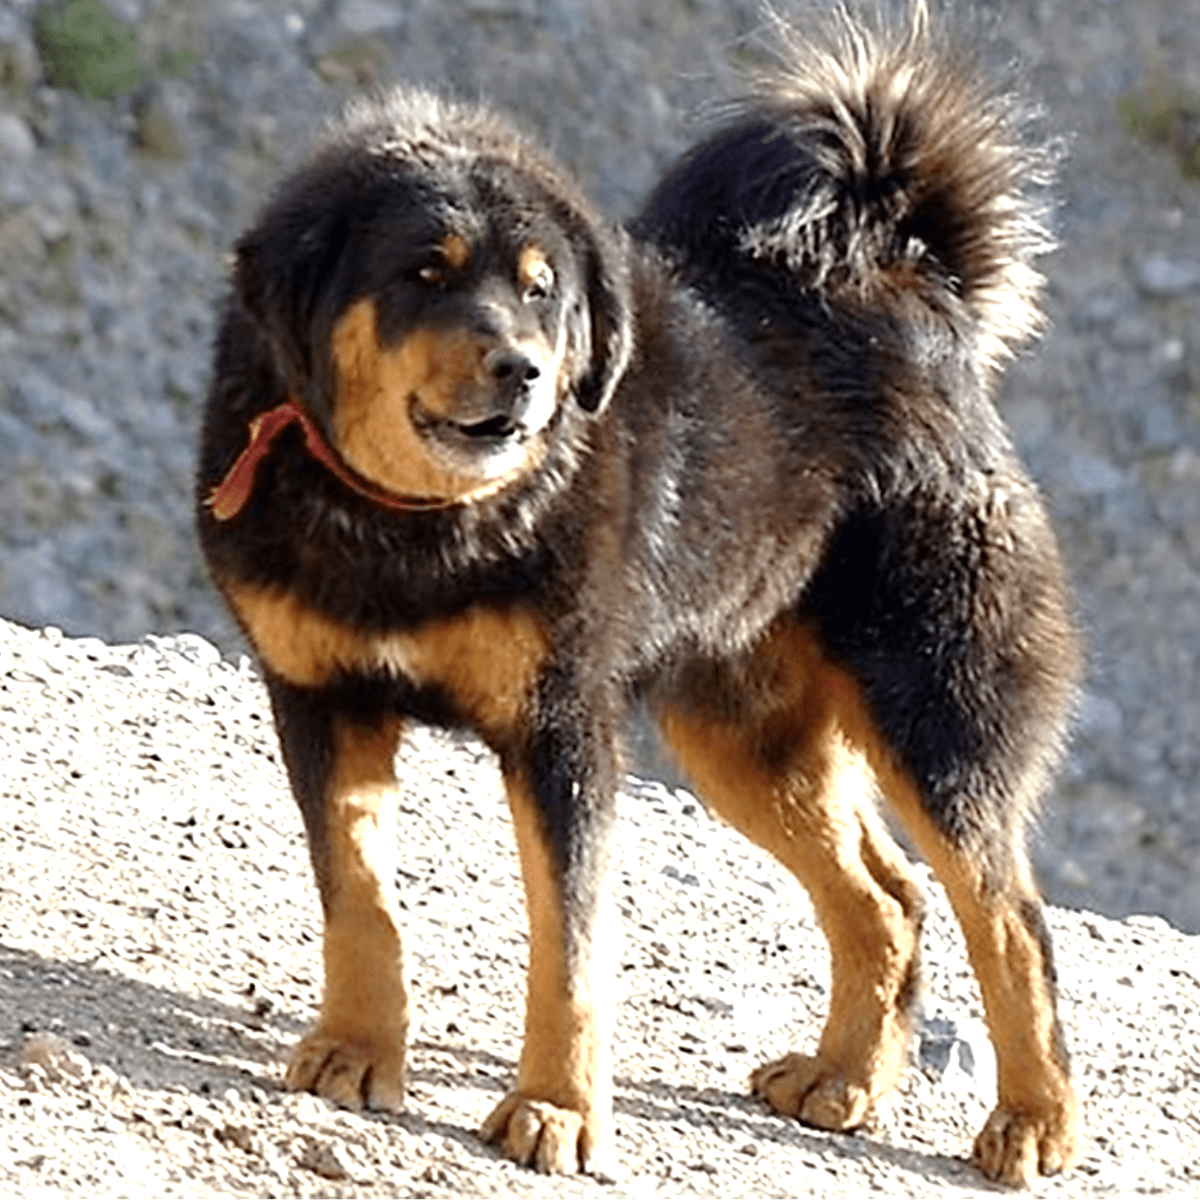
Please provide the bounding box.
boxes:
[197,2,1081,1187]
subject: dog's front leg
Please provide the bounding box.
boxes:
[481,713,620,1178]
[266,677,409,1111]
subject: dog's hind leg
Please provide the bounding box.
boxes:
[869,757,1082,1186]
[811,593,1082,1181]
[659,624,926,1133]
[805,503,1084,1185]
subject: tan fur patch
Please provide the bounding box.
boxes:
[286,713,408,1111]
[480,769,614,1171]
[329,298,543,501]
[411,604,552,739]
[440,232,471,272]
[331,298,475,495]
[517,244,553,294]
[225,582,548,739]
[225,584,363,687]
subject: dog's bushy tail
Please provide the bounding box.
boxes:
[637,1,1058,380]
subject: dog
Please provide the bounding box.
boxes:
[196,2,1081,1186]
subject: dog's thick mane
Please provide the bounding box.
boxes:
[332,87,577,198]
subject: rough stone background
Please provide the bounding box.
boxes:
[0,0,1198,931]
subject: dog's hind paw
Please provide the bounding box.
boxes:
[285,1031,406,1113]
[480,1092,616,1179]
[972,1099,1082,1186]
[751,1053,875,1131]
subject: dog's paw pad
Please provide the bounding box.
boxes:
[286,1032,405,1113]
[972,1101,1082,1185]
[751,1053,871,1130]
[480,1092,614,1177]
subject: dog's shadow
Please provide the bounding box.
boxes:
[406,1038,992,1189]
[0,944,989,1189]
[0,942,304,1095]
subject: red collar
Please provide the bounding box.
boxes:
[205,398,461,521]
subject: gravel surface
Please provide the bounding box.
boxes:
[3,617,1200,1197]
[2,0,1200,931]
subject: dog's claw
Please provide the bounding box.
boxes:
[972,1100,1082,1186]
[481,1092,616,1179]
[751,1053,874,1130]
[286,1031,406,1113]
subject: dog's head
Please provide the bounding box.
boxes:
[233,90,633,503]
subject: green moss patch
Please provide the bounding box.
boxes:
[34,0,141,100]
[1119,79,1200,181]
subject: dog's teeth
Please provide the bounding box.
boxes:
[464,416,516,438]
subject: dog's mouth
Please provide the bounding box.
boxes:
[410,397,529,457]
[458,413,521,441]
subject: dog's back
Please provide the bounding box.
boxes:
[633,0,1078,851]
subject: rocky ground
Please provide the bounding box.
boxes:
[2,0,1200,932]
[2,616,1199,1198]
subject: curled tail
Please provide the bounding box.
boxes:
[635,1,1058,379]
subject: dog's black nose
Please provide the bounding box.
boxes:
[486,348,541,388]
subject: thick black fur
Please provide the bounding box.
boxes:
[197,1,1080,1183]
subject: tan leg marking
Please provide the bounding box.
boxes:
[287,713,409,1111]
[796,636,1082,1184]
[479,771,616,1178]
[665,619,1080,1181]
[660,624,924,1133]
[224,583,547,739]
[864,749,1082,1184]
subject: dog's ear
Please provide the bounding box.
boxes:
[233,185,351,399]
[568,225,634,414]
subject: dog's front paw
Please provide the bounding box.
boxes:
[751,1052,874,1130]
[286,1029,406,1113]
[480,1091,616,1178]
[972,1097,1082,1186]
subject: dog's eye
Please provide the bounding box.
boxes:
[411,264,447,288]
[522,266,554,303]
[411,235,471,289]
